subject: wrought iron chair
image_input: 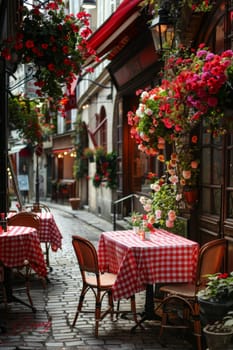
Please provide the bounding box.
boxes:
[158,238,227,350]
[7,211,43,312]
[71,235,140,337]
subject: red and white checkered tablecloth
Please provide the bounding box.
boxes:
[0,226,47,277]
[36,212,63,251]
[97,229,199,300]
[8,212,63,251]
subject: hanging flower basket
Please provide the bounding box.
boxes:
[0,1,97,107]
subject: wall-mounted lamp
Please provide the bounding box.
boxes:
[150,8,175,52]
[82,0,96,9]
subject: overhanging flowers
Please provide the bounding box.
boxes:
[128,45,233,156]
[0,1,97,107]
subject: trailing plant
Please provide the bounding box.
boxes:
[72,117,88,179]
[105,151,117,189]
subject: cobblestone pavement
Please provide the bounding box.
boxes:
[0,202,195,350]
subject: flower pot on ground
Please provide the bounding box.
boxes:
[69,198,80,210]
[203,311,233,350]
[197,272,233,324]
[199,298,233,324]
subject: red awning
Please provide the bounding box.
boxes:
[87,0,142,58]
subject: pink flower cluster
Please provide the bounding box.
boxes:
[127,45,233,156]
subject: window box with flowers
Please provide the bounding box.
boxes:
[0,1,96,110]
[92,151,117,190]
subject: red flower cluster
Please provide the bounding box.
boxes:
[0,1,97,106]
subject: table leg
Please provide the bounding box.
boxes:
[131,284,161,332]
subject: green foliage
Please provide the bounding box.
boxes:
[73,116,88,179]
[105,152,118,189]
[198,272,233,302]
[8,96,55,146]
[92,151,118,189]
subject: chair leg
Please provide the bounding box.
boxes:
[45,243,50,269]
[25,281,34,309]
[1,282,7,310]
[130,295,141,328]
[25,266,34,310]
[158,308,168,342]
[193,302,202,350]
[108,290,114,321]
[72,285,87,327]
[95,290,101,337]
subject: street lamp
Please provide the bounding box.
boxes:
[150,8,175,52]
[82,0,96,9]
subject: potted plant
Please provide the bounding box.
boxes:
[197,272,233,324]
[139,156,183,232]
[83,147,95,162]
[130,211,143,233]
[203,311,233,350]
[69,197,80,210]
[95,146,106,161]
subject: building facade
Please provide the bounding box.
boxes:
[75,0,233,272]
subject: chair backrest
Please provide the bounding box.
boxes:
[25,203,51,213]
[7,211,41,230]
[195,238,227,291]
[72,235,100,284]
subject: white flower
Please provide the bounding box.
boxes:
[169,175,179,184]
[151,183,161,192]
[143,204,152,212]
[141,91,149,99]
[139,196,147,204]
[145,108,153,116]
[176,193,182,201]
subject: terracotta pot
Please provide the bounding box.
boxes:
[69,198,80,210]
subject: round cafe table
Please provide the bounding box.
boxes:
[0,225,47,312]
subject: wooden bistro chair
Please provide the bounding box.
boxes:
[157,238,227,350]
[7,211,44,312]
[25,203,51,268]
[71,235,140,337]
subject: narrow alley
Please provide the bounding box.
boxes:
[0,203,194,350]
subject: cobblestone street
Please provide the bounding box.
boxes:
[0,203,194,349]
